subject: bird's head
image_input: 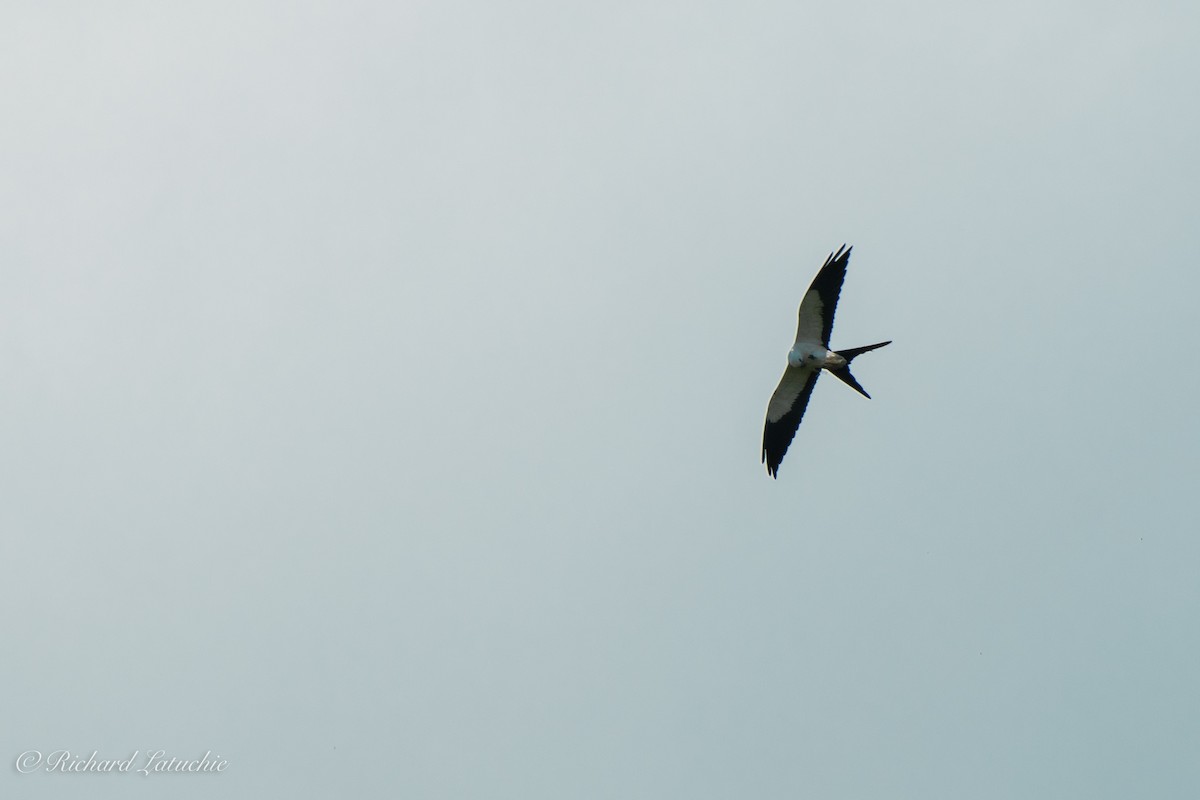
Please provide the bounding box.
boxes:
[787,347,821,369]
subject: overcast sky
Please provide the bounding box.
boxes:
[3,1,1199,798]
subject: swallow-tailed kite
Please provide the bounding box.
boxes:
[762,245,890,478]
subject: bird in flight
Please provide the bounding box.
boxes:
[762,245,890,478]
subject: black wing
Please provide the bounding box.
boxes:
[762,366,821,478]
[797,245,851,347]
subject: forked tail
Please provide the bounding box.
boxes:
[829,340,891,398]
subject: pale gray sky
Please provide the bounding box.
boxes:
[3,1,1199,798]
